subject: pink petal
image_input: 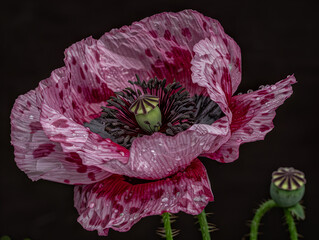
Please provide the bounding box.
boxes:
[191,37,234,119]
[96,9,240,96]
[74,159,213,236]
[203,75,296,163]
[10,89,111,184]
[38,66,130,168]
[93,122,229,179]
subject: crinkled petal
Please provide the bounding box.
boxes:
[10,89,111,184]
[74,159,213,236]
[92,122,229,179]
[191,37,233,120]
[203,75,296,163]
[97,9,240,96]
[38,62,129,167]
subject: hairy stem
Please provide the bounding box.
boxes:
[250,199,277,240]
[284,208,298,240]
[197,209,211,240]
[162,212,173,240]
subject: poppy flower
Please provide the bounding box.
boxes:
[10,9,295,235]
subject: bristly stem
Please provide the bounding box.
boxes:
[284,208,298,240]
[197,209,211,240]
[250,199,277,240]
[162,212,173,240]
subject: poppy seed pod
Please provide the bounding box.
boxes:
[270,167,306,207]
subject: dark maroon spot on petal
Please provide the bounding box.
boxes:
[61,107,66,114]
[261,98,269,105]
[222,38,228,46]
[33,143,55,158]
[63,82,69,89]
[80,67,86,80]
[55,83,59,88]
[235,58,241,72]
[94,50,100,62]
[227,148,233,154]
[129,207,139,214]
[89,212,99,225]
[267,93,275,100]
[71,57,77,65]
[255,120,261,123]
[52,119,69,128]
[72,100,78,109]
[63,142,73,147]
[145,49,152,57]
[84,64,88,72]
[77,165,87,173]
[59,91,63,99]
[154,189,164,199]
[181,28,192,39]
[101,215,110,228]
[52,133,67,140]
[88,172,96,181]
[260,124,270,132]
[114,203,124,214]
[149,30,158,38]
[261,113,269,116]
[243,127,254,135]
[95,75,101,84]
[65,152,82,164]
[77,86,82,93]
[30,121,42,134]
[27,101,31,107]
[164,30,171,40]
[64,179,70,184]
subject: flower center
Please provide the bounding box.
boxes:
[84,76,224,149]
[129,94,162,133]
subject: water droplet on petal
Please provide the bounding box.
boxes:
[259,85,265,89]
[119,151,125,156]
[247,89,253,93]
[271,85,277,90]
[161,197,168,203]
[256,97,260,101]
[237,92,242,95]
[176,156,181,161]
[29,115,34,120]
[89,202,95,208]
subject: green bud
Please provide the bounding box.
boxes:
[129,94,162,133]
[270,167,306,207]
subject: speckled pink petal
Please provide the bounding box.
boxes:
[96,9,240,96]
[10,89,111,184]
[191,37,234,120]
[92,121,229,179]
[74,159,213,236]
[38,62,129,168]
[203,75,296,163]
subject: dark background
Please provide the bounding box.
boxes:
[1,0,318,239]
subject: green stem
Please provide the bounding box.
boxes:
[284,208,298,240]
[197,209,211,240]
[250,199,277,240]
[162,212,173,240]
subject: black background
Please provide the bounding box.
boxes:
[1,0,318,239]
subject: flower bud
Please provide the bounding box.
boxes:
[130,94,162,133]
[270,167,306,207]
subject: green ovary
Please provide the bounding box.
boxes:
[135,106,162,133]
